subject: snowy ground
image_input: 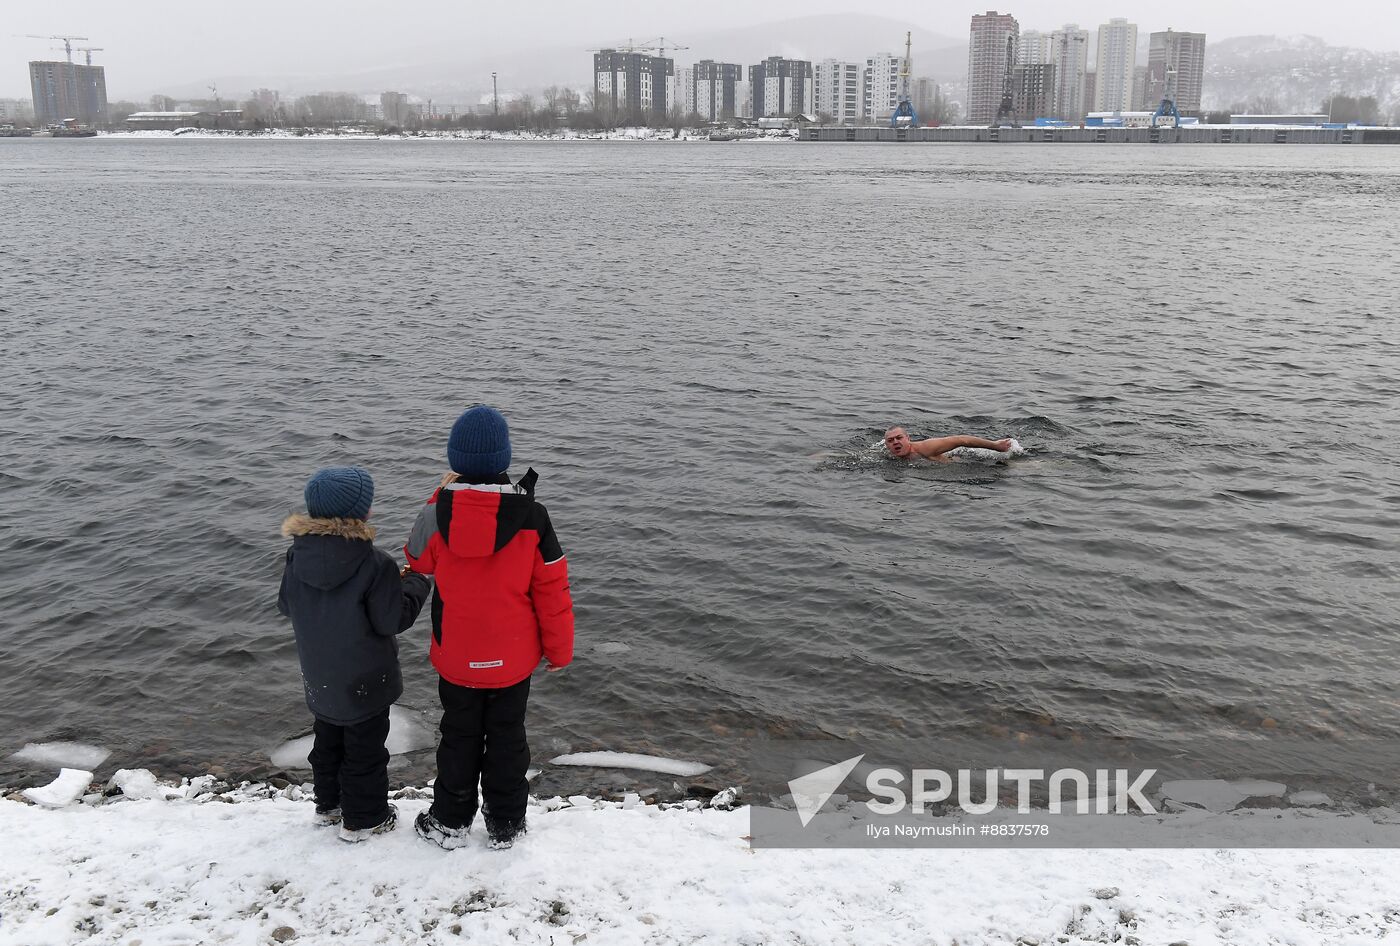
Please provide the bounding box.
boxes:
[4,784,1400,946]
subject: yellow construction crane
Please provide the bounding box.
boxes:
[20,33,90,62]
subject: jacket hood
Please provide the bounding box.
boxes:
[437,482,534,559]
[281,513,376,591]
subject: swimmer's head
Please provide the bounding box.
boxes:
[883,427,913,458]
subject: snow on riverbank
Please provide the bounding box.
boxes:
[3,786,1399,946]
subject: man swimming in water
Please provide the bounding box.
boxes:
[883,427,1015,462]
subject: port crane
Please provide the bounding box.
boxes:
[20,33,89,62]
[992,34,1020,127]
[890,31,917,127]
[1151,63,1182,128]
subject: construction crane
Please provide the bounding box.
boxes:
[587,37,688,58]
[891,31,917,128]
[74,47,104,66]
[20,34,89,62]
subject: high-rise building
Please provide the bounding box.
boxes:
[594,50,675,120]
[1083,71,1097,113]
[735,80,753,118]
[1011,63,1056,121]
[691,60,743,121]
[911,77,940,124]
[1131,67,1150,110]
[0,98,34,125]
[749,57,814,118]
[672,67,695,117]
[380,91,410,125]
[815,59,862,124]
[1093,18,1138,113]
[863,52,906,123]
[1018,30,1054,65]
[967,11,1019,125]
[1050,24,1090,121]
[1146,29,1207,115]
[28,60,108,127]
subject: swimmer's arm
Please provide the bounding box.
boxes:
[912,436,1008,458]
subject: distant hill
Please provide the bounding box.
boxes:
[1204,35,1400,117]
[154,14,966,103]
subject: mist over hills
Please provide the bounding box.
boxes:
[153,14,964,102]
[1203,35,1400,116]
[141,14,1400,121]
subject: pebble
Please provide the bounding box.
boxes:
[1094,887,1120,900]
[271,927,296,942]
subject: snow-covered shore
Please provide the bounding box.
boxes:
[3,782,1399,946]
[93,127,784,143]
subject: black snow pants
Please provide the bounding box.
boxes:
[430,676,531,838]
[308,706,391,830]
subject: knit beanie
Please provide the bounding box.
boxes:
[447,405,512,479]
[304,466,375,521]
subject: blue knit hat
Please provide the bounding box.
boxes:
[304,466,374,520]
[447,405,511,478]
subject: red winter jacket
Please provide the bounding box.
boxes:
[404,474,574,688]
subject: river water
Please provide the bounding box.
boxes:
[2,139,1399,796]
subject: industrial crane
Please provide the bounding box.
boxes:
[891,31,917,127]
[1151,63,1182,128]
[587,37,689,58]
[74,47,104,66]
[20,34,89,62]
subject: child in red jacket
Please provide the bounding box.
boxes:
[404,405,574,849]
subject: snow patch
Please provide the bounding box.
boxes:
[9,741,111,770]
[21,768,92,808]
[549,751,713,777]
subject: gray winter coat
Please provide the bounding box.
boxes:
[277,514,431,725]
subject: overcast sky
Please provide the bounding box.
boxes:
[5,0,1398,98]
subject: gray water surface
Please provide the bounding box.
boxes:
[2,140,1399,794]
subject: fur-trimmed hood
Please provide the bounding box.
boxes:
[281,514,377,591]
[281,513,377,541]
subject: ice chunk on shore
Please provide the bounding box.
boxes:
[1231,780,1288,798]
[108,769,183,801]
[269,705,435,769]
[384,705,435,755]
[549,751,712,777]
[10,741,111,770]
[22,768,93,808]
[1289,791,1334,807]
[1159,779,1249,813]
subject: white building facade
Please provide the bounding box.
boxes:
[1093,18,1138,113]
[815,59,862,124]
[1018,31,1054,65]
[863,52,906,123]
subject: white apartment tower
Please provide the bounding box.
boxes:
[863,52,906,123]
[815,59,862,124]
[1050,24,1090,121]
[1018,31,1054,65]
[1093,18,1138,112]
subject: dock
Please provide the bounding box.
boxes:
[800,126,1400,144]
